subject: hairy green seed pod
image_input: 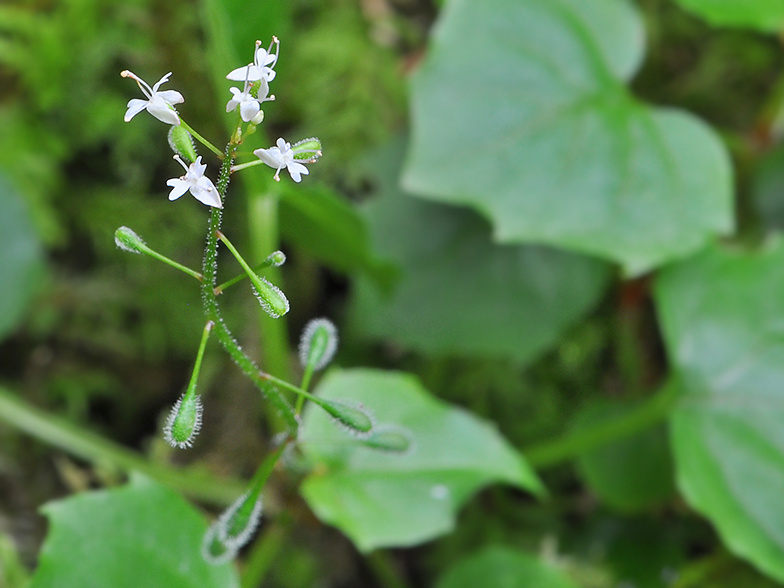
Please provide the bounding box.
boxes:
[217,491,264,550]
[114,226,147,254]
[163,393,203,449]
[201,523,237,566]
[292,137,322,162]
[167,125,198,164]
[359,425,414,454]
[250,275,290,318]
[265,250,286,267]
[299,318,338,371]
[317,399,374,437]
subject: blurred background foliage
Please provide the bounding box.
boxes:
[2,0,784,586]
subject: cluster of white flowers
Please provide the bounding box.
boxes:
[121,37,321,207]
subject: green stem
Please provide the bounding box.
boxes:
[365,551,412,588]
[296,365,316,414]
[523,382,678,469]
[136,242,203,281]
[183,320,214,401]
[231,159,265,172]
[0,386,244,505]
[200,146,298,432]
[214,252,284,294]
[240,521,290,588]
[179,119,224,158]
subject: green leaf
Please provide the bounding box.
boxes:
[403,0,733,275]
[299,369,544,552]
[0,173,44,341]
[350,137,610,363]
[673,0,784,32]
[30,475,239,588]
[655,241,784,582]
[574,401,675,512]
[279,182,394,287]
[434,546,579,588]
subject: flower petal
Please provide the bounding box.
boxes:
[167,179,190,201]
[226,65,255,81]
[147,96,180,125]
[124,99,148,122]
[254,147,283,169]
[240,99,260,122]
[286,162,309,183]
[157,90,184,105]
[192,177,222,208]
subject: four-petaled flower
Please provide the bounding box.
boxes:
[226,37,279,83]
[167,156,222,208]
[226,77,274,123]
[121,70,184,125]
[253,138,317,183]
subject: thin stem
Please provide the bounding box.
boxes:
[296,365,315,414]
[179,119,224,158]
[214,254,283,294]
[0,386,244,505]
[232,159,265,172]
[260,371,320,405]
[216,230,259,282]
[523,382,678,469]
[240,521,290,588]
[200,145,298,432]
[183,321,214,402]
[136,244,203,281]
[365,551,413,588]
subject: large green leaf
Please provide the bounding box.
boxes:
[30,475,239,588]
[403,0,733,275]
[0,173,44,341]
[434,546,579,588]
[299,369,543,552]
[350,138,610,363]
[673,0,784,31]
[655,241,784,582]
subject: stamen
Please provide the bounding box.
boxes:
[173,154,190,172]
[120,70,152,99]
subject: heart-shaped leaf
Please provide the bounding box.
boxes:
[673,0,784,32]
[299,369,543,551]
[30,475,239,588]
[403,0,733,275]
[655,241,784,582]
[350,137,610,364]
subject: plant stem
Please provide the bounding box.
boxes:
[199,145,298,432]
[365,551,412,588]
[0,387,244,505]
[179,119,224,158]
[523,382,678,469]
[240,521,290,588]
[135,244,203,281]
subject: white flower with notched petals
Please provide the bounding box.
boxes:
[166,156,222,208]
[253,138,314,183]
[226,77,274,122]
[226,37,279,83]
[121,70,184,125]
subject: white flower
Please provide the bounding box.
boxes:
[253,138,314,183]
[226,77,274,122]
[166,156,222,208]
[121,70,184,125]
[226,37,279,83]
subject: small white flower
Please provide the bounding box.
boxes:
[253,138,315,183]
[166,155,222,208]
[121,70,184,125]
[226,77,274,122]
[226,37,279,83]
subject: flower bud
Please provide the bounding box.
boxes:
[316,399,374,438]
[250,110,265,125]
[114,226,147,254]
[299,318,338,371]
[250,276,290,318]
[359,425,415,455]
[168,125,198,164]
[163,393,203,449]
[265,250,286,267]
